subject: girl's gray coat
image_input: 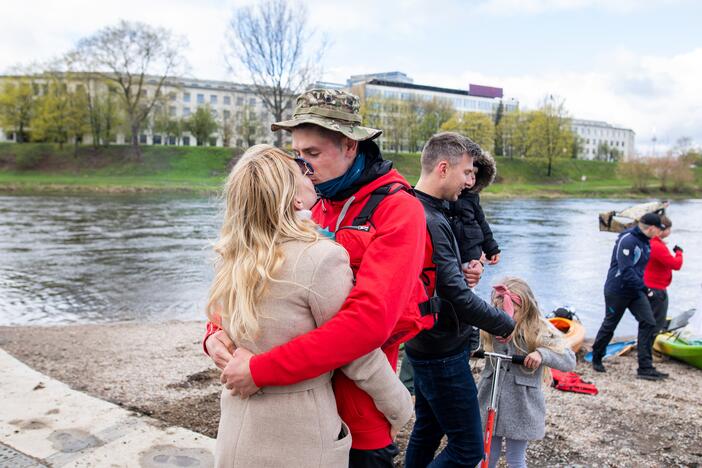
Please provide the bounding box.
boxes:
[477,335,576,441]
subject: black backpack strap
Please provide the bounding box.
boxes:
[351,183,406,227]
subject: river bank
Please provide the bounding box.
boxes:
[1,321,700,467]
[2,143,700,198]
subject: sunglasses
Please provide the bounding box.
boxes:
[293,157,315,177]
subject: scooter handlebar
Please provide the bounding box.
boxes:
[472,350,527,365]
[511,355,526,365]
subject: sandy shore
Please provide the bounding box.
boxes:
[1,320,700,467]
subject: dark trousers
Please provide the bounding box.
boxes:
[592,292,657,370]
[647,288,669,333]
[405,350,484,468]
[399,349,415,395]
[350,444,400,468]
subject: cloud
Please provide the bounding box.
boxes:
[475,0,687,15]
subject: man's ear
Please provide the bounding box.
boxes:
[437,160,449,178]
[343,137,358,158]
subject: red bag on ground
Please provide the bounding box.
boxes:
[551,369,599,395]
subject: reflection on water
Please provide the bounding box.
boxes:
[0,194,700,337]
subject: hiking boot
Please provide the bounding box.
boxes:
[592,360,606,373]
[637,368,667,381]
[651,367,669,378]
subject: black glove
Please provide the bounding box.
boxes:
[673,245,683,253]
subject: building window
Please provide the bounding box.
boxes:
[169,106,176,116]
[249,97,256,106]
[197,94,204,104]
[210,95,218,105]
[169,92,177,101]
[153,135,162,145]
[184,92,191,103]
[183,107,191,117]
[223,110,231,119]
[224,96,231,105]
[183,136,190,146]
[236,139,243,147]
[237,96,244,105]
[169,136,176,145]
[139,134,147,144]
[209,137,218,146]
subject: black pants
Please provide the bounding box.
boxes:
[349,444,399,468]
[648,288,669,333]
[592,292,657,370]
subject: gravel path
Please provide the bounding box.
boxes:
[1,321,700,467]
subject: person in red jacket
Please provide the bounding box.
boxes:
[644,215,684,333]
[203,89,475,467]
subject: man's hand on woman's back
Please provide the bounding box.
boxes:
[206,330,235,370]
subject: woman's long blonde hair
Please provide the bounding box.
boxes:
[206,144,319,342]
[481,277,567,378]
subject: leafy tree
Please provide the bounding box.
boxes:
[0,78,35,143]
[72,20,187,156]
[496,109,532,159]
[76,75,122,148]
[152,105,184,145]
[526,96,575,176]
[219,111,235,147]
[186,105,219,146]
[226,0,325,146]
[594,142,622,162]
[237,104,264,147]
[417,98,454,147]
[31,79,89,152]
[440,111,495,154]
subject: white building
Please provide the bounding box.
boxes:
[0,74,291,147]
[572,119,635,161]
[347,72,519,115]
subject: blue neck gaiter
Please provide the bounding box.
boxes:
[315,152,366,198]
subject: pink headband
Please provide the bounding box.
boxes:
[493,284,521,319]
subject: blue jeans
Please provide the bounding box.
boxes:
[404,350,484,468]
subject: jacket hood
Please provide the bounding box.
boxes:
[470,151,496,193]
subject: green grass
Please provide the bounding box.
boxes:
[1,143,700,198]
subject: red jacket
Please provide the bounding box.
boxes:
[205,168,428,450]
[644,236,683,289]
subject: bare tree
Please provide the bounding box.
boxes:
[226,0,326,146]
[71,20,187,157]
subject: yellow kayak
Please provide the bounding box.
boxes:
[548,317,586,353]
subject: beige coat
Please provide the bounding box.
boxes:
[215,239,413,468]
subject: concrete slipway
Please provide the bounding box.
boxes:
[0,349,215,467]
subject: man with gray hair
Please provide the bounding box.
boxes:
[404,132,515,467]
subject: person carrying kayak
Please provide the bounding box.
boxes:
[644,214,684,334]
[591,212,667,380]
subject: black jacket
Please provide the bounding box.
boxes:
[406,190,515,359]
[604,225,651,297]
[448,191,500,263]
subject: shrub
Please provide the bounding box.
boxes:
[618,157,653,191]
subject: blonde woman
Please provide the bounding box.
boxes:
[207,145,413,468]
[478,277,576,468]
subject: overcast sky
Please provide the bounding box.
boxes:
[2,0,701,152]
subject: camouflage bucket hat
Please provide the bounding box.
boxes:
[271,89,382,141]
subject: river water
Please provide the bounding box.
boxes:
[1,194,699,337]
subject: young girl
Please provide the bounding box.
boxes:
[478,277,576,468]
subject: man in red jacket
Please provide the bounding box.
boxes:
[203,89,449,467]
[644,214,684,333]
